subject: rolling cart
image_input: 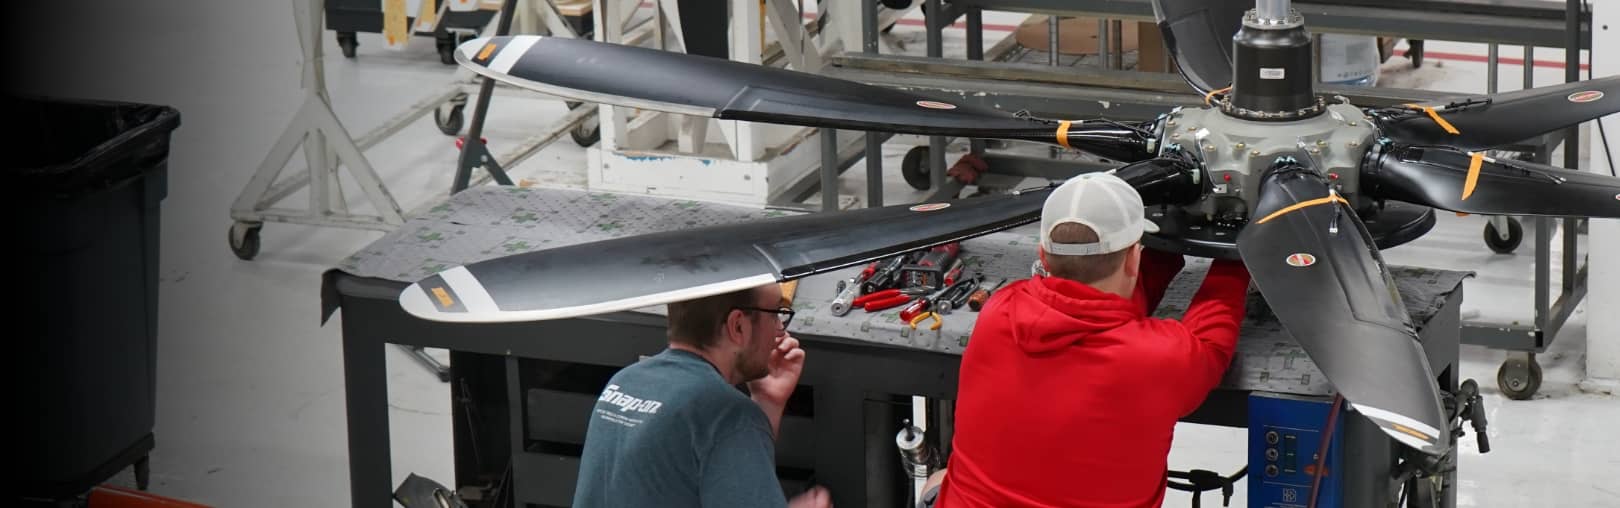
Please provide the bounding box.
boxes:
[326,0,499,64]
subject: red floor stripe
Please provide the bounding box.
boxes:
[1397,49,1589,71]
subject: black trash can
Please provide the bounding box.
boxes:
[12,94,180,501]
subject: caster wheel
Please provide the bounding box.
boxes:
[134,455,151,491]
[337,32,358,58]
[434,104,465,135]
[436,33,460,65]
[229,222,262,261]
[1497,355,1542,400]
[1408,39,1425,68]
[564,101,600,146]
[570,120,600,147]
[902,146,932,190]
[1483,217,1523,254]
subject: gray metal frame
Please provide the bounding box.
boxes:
[823,0,1590,397]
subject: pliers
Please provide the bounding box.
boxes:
[854,287,935,312]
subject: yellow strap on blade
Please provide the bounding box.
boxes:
[1057,121,1073,149]
[1205,86,1232,106]
[1255,195,1351,225]
[1461,152,1485,200]
[1404,104,1461,135]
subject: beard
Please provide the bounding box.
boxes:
[734,335,772,382]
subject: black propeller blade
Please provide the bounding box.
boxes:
[400,188,1052,323]
[1150,0,1250,95]
[1370,75,1620,152]
[398,153,1209,323]
[1362,143,1620,218]
[454,36,1153,161]
[1237,160,1448,456]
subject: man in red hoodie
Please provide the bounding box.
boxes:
[929,172,1252,508]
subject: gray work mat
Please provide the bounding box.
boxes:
[338,186,1471,395]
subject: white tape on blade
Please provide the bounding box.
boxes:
[1352,402,1441,451]
[488,36,540,74]
[1384,428,1436,451]
[406,273,778,323]
[549,273,780,319]
[438,266,500,314]
[399,284,439,316]
[455,37,490,63]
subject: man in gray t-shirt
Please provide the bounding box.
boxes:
[573,283,831,508]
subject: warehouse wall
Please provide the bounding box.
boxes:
[1587,0,1619,389]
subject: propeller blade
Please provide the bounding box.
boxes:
[1362,143,1620,218]
[1112,148,1209,206]
[400,188,1051,323]
[1151,0,1250,95]
[1371,75,1620,152]
[1237,162,1448,456]
[454,36,1152,161]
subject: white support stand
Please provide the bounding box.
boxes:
[228,0,407,260]
[586,0,869,209]
[1583,0,1619,394]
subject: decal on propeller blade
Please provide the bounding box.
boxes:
[909,203,951,212]
[1285,253,1317,267]
[431,287,456,308]
[915,100,958,110]
[1568,91,1605,103]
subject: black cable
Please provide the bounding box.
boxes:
[1307,394,1344,508]
[1166,466,1246,507]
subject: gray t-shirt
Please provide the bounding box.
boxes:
[573,348,787,508]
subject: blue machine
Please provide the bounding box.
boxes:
[1249,392,1344,508]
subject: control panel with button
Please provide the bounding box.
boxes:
[1249,392,1343,508]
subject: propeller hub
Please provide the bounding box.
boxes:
[1226,7,1322,120]
[1164,103,1377,221]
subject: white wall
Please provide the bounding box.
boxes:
[1586,0,1620,389]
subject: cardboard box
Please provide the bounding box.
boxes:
[1013,15,1170,73]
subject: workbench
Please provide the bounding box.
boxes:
[322,185,1470,507]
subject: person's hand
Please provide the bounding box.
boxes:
[748,333,805,409]
[787,486,832,508]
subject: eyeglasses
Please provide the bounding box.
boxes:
[733,306,796,329]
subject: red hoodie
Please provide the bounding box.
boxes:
[937,250,1250,508]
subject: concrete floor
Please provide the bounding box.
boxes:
[16,1,1619,506]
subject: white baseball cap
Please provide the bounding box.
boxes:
[1040,172,1159,256]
